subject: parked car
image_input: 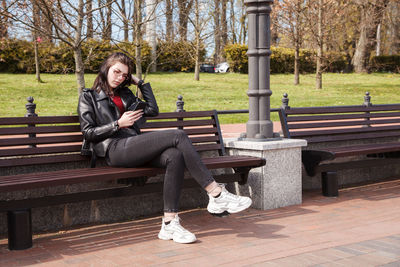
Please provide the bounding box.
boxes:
[200,64,215,73]
[215,62,229,73]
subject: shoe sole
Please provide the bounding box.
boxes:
[158,232,197,244]
[207,198,252,214]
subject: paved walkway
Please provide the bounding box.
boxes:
[1,124,400,266]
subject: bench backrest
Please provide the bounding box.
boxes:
[279,104,400,144]
[0,110,224,168]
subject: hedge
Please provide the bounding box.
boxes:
[224,44,348,74]
[0,39,152,74]
[369,55,400,73]
[1,38,397,74]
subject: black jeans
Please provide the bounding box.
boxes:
[106,129,215,212]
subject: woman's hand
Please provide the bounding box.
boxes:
[118,110,144,128]
[131,75,140,85]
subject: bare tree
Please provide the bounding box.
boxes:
[4,0,115,93]
[120,0,128,41]
[220,0,227,49]
[0,0,9,38]
[275,0,307,85]
[165,0,174,40]
[177,0,193,41]
[238,0,246,44]
[305,0,342,89]
[213,0,220,64]
[32,0,41,82]
[188,0,213,80]
[352,0,389,72]
[386,0,400,55]
[86,0,93,38]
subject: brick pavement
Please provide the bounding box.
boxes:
[1,123,400,266]
[1,178,400,266]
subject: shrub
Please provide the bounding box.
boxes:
[0,39,34,73]
[369,55,400,73]
[225,45,347,74]
[224,44,248,73]
[157,40,206,72]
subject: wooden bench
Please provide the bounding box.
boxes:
[279,96,400,197]
[0,99,265,250]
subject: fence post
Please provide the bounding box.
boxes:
[176,95,185,112]
[281,93,290,110]
[25,96,37,148]
[176,95,185,130]
[363,92,372,128]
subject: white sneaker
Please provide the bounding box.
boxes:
[158,215,196,244]
[207,185,252,214]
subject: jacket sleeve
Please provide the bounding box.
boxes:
[78,90,119,143]
[140,83,159,117]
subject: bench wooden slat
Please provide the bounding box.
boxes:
[141,119,215,129]
[303,130,400,143]
[326,142,400,157]
[288,118,400,129]
[183,127,218,135]
[194,143,223,152]
[0,116,79,125]
[290,124,400,138]
[0,125,81,136]
[286,111,400,122]
[284,104,400,115]
[190,136,220,143]
[0,135,83,147]
[0,145,82,157]
[0,155,263,185]
[0,155,264,192]
[0,154,87,168]
[148,110,215,119]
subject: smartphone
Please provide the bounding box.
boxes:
[129,101,147,111]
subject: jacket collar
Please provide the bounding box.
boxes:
[94,89,109,101]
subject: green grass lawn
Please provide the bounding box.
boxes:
[0,72,399,124]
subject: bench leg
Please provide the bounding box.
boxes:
[7,209,33,250]
[321,171,338,197]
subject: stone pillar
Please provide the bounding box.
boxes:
[245,0,274,139]
[225,138,307,210]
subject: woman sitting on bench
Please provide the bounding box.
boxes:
[78,52,252,244]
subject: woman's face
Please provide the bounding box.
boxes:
[107,62,129,89]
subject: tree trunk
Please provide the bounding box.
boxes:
[34,40,41,83]
[229,0,236,43]
[119,0,129,41]
[294,45,300,85]
[86,0,94,39]
[75,0,85,94]
[134,0,143,79]
[315,0,323,90]
[387,2,400,55]
[194,0,200,81]
[98,0,106,38]
[239,0,246,44]
[221,0,228,51]
[146,0,157,72]
[74,47,86,95]
[0,0,8,38]
[178,0,193,41]
[104,0,112,41]
[352,0,388,73]
[375,23,381,56]
[213,0,221,64]
[165,0,173,41]
[32,1,41,82]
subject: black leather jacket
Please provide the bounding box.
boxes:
[78,83,159,157]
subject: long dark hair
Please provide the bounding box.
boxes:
[92,52,134,96]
